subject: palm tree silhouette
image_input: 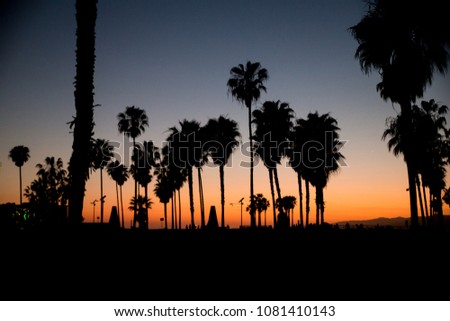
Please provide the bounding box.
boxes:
[129,195,153,229]
[107,160,129,229]
[227,61,269,227]
[154,169,173,229]
[288,120,308,227]
[9,145,30,206]
[349,0,450,228]
[117,105,149,228]
[203,115,241,228]
[166,119,201,229]
[130,141,158,229]
[298,112,344,225]
[252,100,295,227]
[254,193,269,228]
[383,99,449,227]
[68,0,97,225]
[90,138,114,223]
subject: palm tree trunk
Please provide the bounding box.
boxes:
[198,167,205,228]
[171,192,175,229]
[273,167,282,200]
[315,186,320,225]
[100,168,104,223]
[173,189,178,229]
[297,171,304,227]
[120,185,125,229]
[164,202,168,229]
[178,189,182,229]
[220,164,225,228]
[422,181,429,222]
[318,186,324,225]
[268,168,276,227]
[68,0,97,225]
[133,138,137,229]
[416,175,426,226]
[305,180,310,226]
[115,182,120,227]
[258,210,261,227]
[19,166,23,206]
[187,167,195,228]
[400,101,419,228]
[145,184,149,229]
[248,105,256,227]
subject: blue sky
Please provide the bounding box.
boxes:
[1,0,449,227]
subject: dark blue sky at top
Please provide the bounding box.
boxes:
[1,0,449,217]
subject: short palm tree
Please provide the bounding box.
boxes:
[90,138,114,223]
[117,105,149,228]
[107,160,129,229]
[254,193,269,228]
[349,0,450,228]
[203,115,241,228]
[227,61,269,226]
[9,145,30,206]
[128,195,153,229]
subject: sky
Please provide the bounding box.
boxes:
[1,0,449,229]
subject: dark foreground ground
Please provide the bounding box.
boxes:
[2,224,450,301]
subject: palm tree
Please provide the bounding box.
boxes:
[117,105,149,228]
[154,175,172,230]
[107,160,129,229]
[297,112,345,225]
[288,120,307,227]
[252,100,295,226]
[203,115,241,228]
[90,138,114,223]
[9,145,30,206]
[254,193,269,228]
[227,61,269,226]
[129,195,153,229]
[166,119,201,229]
[349,0,450,228]
[130,141,158,229]
[68,0,98,225]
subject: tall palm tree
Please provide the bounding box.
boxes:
[203,115,241,228]
[107,160,129,229]
[68,0,98,225]
[383,99,449,227]
[130,141,158,229]
[252,100,295,226]
[349,0,450,228]
[288,120,308,227]
[227,61,269,226]
[8,145,30,206]
[297,112,345,225]
[90,138,114,223]
[117,105,149,228]
[166,119,201,229]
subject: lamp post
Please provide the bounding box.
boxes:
[239,197,244,228]
[91,199,98,223]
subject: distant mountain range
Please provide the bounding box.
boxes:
[333,215,450,228]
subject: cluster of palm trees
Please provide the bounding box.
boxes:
[349,0,450,228]
[228,61,345,229]
[383,99,450,226]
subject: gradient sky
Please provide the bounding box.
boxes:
[1,0,449,229]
